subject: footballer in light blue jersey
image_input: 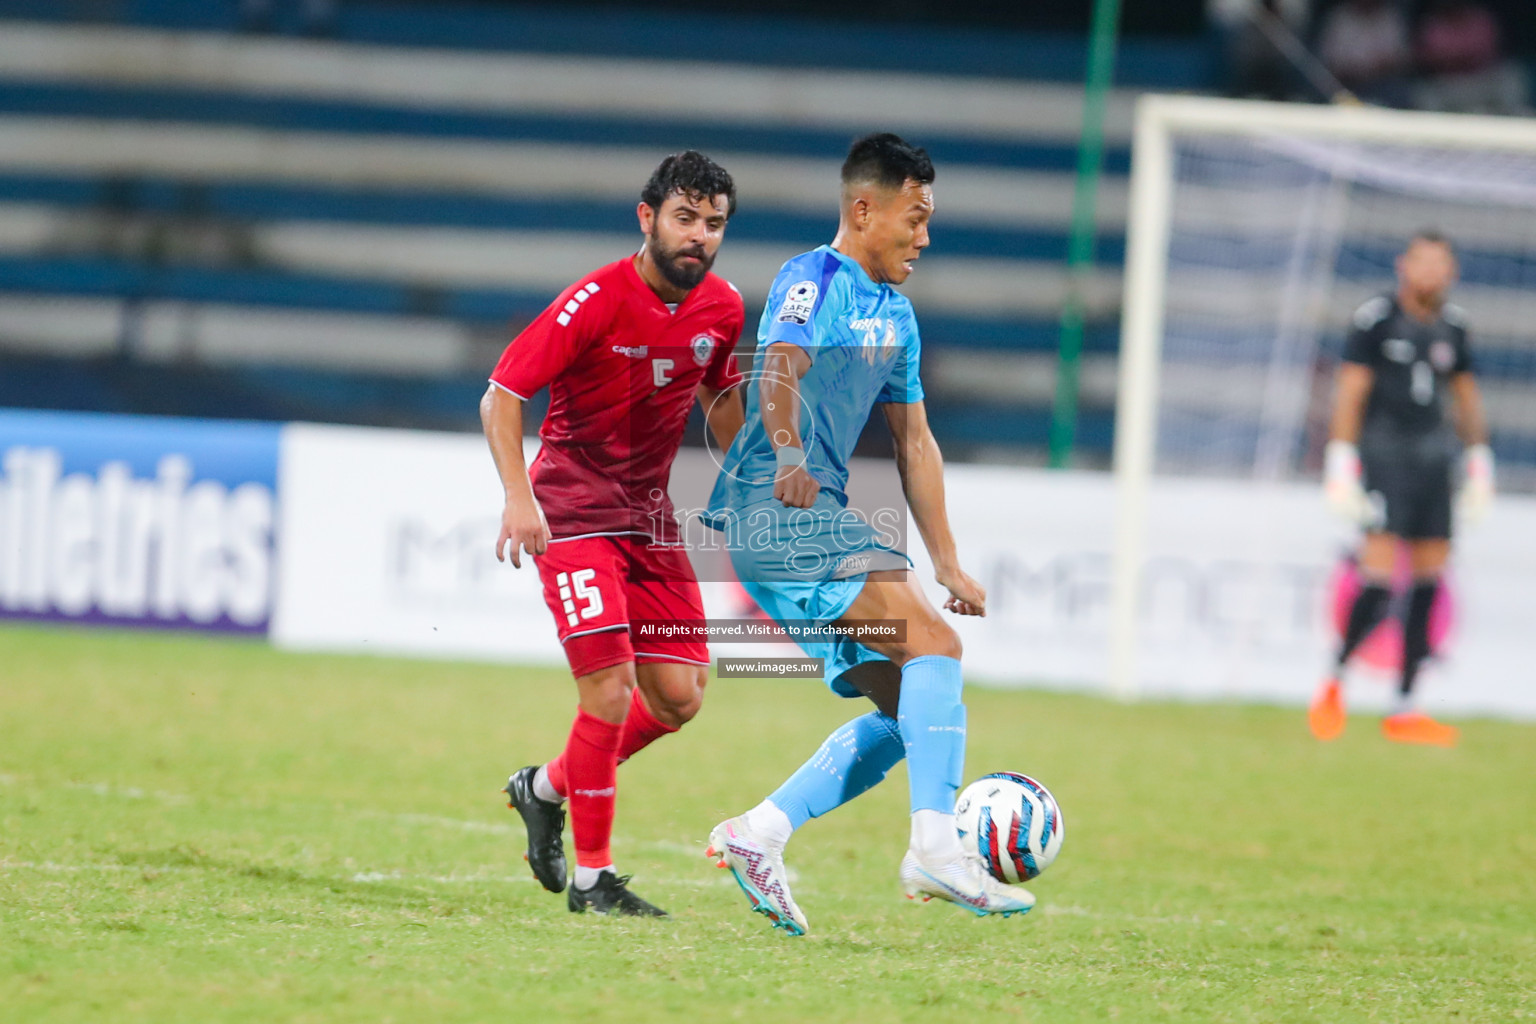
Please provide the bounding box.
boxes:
[705,134,1035,934]
[709,242,923,514]
[704,244,920,625]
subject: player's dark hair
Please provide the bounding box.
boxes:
[841,132,935,192]
[1410,228,1456,255]
[641,151,737,219]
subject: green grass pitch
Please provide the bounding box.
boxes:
[1,624,1532,1023]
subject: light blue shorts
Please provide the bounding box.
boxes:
[738,577,891,697]
[717,495,909,698]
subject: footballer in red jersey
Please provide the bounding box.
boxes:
[481,152,745,916]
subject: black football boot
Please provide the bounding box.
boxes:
[567,870,668,917]
[504,766,567,893]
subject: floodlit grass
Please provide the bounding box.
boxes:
[1,624,1532,1023]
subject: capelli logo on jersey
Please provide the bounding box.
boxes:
[611,344,648,359]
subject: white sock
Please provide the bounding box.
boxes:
[742,799,793,849]
[574,864,612,890]
[1391,693,1416,717]
[910,808,963,860]
[532,763,563,804]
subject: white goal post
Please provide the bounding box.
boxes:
[1109,95,1536,700]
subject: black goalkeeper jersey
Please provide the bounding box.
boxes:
[1343,294,1474,438]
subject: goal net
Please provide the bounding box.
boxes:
[1110,96,1536,700]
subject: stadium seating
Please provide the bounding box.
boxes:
[0,2,1207,461]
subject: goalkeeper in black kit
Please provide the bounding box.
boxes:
[1310,231,1493,747]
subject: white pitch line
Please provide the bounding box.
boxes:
[0,860,725,889]
[613,838,706,857]
[1038,902,1229,926]
[0,860,194,873]
[62,781,191,805]
[356,810,517,836]
[0,859,1225,923]
[350,869,535,884]
[35,777,518,836]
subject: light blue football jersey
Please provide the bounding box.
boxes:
[706,244,923,518]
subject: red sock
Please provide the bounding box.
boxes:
[561,708,622,870]
[544,689,678,797]
[617,686,677,764]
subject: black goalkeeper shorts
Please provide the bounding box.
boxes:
[1359,430,1457,541]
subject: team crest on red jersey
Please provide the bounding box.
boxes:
[691,333,716,366]
[1430,339,1456,371]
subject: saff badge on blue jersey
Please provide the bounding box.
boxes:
[776,281,819,325]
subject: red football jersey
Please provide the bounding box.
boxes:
[490,255,744,542]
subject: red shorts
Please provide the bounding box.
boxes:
[534,533,710,678]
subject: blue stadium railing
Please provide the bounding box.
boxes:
[0,0,1220,89]
[0,81,1134,176]
[0,169,1127,267]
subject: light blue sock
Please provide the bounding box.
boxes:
[897,655,966,814]
[768,711,905,830]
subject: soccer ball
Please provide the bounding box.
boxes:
[955,772,1065,884]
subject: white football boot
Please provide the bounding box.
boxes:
[900,849,1036,918]
[706,816,809,936]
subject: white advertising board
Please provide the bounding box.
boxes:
[271,423,1535,720]
[271,423,559,665]
[925,466,1536,720]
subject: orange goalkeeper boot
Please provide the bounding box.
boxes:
[1307,678,1346,741]
[1381,711,1459,748]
